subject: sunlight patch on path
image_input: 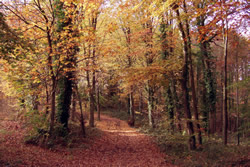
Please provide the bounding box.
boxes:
[102,129,145,136]
[102,130,136,133]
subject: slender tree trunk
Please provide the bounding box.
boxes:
[89,71,95,127]
[222,16,228,145]
[236,42,240,145]
[45,83,49,115]
[76,85,86,137]
[50,76,56,135]
[175,5,196,150]
[221,71,224,133]
[188,60,202,144]
[89,16,98,127]
[147,82,154,127]
[97,82,101,121]
[47,30,56,136]
[71,90,76,121]
[122,26,135,126]
[127,95,130,114]
[184,2,202,144]
[86,59,91,124]
[129,91,135,126]
[139,90,143,113]
[129,93,133,116]
[144,19,154,128]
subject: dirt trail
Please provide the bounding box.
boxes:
[0,114,173,167]
[82,114,171,166]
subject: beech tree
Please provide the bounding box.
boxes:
[0,0,249,151]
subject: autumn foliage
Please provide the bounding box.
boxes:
[0,0,249,166]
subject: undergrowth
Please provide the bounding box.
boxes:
[142,126,250,167]
[104,109,250,167]
[23,110,102,149]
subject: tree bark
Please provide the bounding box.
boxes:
[196,0,217,136]
[175,5,196,150]
[97,81,101,121]
[122,26,135,125]
[129,91,135,126]
[222,15,228,145]
[89,16,97,127]
[76,85,86,137]
[147,83,154,127]
[89,71,95,127]
[184,1,202,144]
[139,90,143,113]
[47,30,56,136]
[71,90,76,121]
[45,83,49,115]
[236,43,240,145]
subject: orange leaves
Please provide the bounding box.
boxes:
[0,113,170,166]
[107,23,118,33]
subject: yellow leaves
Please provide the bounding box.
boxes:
[107,23,118,33]
[61,0,79,6]
[132,1,144,12]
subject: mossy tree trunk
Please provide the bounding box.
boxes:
[160,11,175,132]
[55,0,77,129]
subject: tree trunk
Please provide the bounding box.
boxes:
[45,83,49,115]
[86,59,92,126]
[55,1,77,129]
[184,1,202,144]
[127,95,130,114]
[57,76,72,128]
[222,15,228,145]
[160,13,175,133]
[122,26,135,125]
[166,86,174,132]
[71,90,76,121]
[89,16,98,127]
[139,90,143,113]
[49,76,56,135]
[89,71,95,127]
[129,91,135,126]
[47,30,56,136]
[196,0,217,136]
[76,85,86,137]
[97,82,101,121]
[144,19,154,128]
[175,5,196,150]
[147,82,154,127]
[236,44,240,145]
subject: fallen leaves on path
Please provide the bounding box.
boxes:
[0,115,174,167]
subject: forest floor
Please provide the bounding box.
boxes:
[0,112,174,167]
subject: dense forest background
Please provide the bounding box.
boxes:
[0,0,249,166]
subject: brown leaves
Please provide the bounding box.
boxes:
[0,114,173,167]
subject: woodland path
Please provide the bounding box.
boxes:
[0,113,174,167]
